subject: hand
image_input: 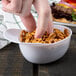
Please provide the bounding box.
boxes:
[33,0,53,38]
[2,0,53,38]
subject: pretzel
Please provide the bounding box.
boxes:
[54,29,65,39]
[64,28,69,37]
[20,30,27,42]
[20,28,69,44]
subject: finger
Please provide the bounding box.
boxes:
[47,13,53,33]
[34,0,53,38]
[47,22,53,33]
[10,0,22,13]
[2,0,9,7]
[2,7,13,13]
[35,15,53,38]
[3,0,22,13]
[2,7,21,17]
[20,13,36,32]
[35,12,49,38]
[20,0,33,17]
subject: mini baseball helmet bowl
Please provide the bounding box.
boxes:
[4,25,72,64]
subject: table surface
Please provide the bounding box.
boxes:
[0,34,76,76]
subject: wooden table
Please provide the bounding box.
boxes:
[0,34,76,76]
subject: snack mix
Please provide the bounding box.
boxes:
[20,28,69,44]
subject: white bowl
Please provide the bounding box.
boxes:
[4,25,72,64]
